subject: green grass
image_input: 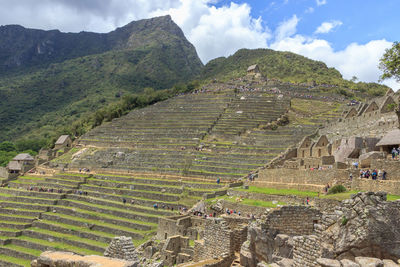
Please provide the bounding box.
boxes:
[16,235,102,256]
[0,254,31,267]
[37,219,116,238]
[63,199,160,218]
[235,186,400,202]
[44,213,154,234]
[4,244,42,256]
[28,227,108,248]
[235,186,318,197]
[229,197,285,207]
[387,194,400,201]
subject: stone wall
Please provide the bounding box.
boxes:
[292,235,321,267]
[161,235,192,266]
[257,167,400,194]
[194,219,235,262]
[157,215,192,241]
[257,168,349,191]
[351,178,400,195]
[0,167,18,180]
[320,110,398,140]
[371,159,400,180]
[262,206,321,236]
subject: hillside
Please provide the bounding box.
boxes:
[51,78,346,179]
[0,15,203,142]
[201,48,389,97]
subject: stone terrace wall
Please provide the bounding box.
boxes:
[194,219,234,262]
[351,178,400,195]
[257,168,349,191]
[258,167,400,195]
[262,206,321,236]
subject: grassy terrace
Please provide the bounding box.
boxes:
[0,171,227,266]
[233,186,400,201]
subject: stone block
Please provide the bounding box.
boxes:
[340,259,360,267]
[355,257,384,267]
[317,258,341,267]
[383,259,399,267]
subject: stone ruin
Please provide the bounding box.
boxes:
[104,236,139,262]
[30,192,400,267]
[239,192,400,267]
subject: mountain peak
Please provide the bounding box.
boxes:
[0,15,200,72]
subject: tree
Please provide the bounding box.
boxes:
[350,76,358,82]
[379,42,400,82]
[0,141,16,152]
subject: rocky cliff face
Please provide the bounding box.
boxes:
[0,15,202,73]
[318,192,400,261]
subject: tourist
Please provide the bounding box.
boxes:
[378,170,382,180]
[352,162,359,169]
[122,198,126,205]
[131,200,135,205]
[372,170,377,180]
[349,173,353,181]
[216,178,220,184]
[153,203,158,209]
[382,170,387,180]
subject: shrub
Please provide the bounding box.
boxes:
[341,216,348,225]
[328,184,347,194]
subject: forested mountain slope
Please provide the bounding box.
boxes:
[0,16,203,142]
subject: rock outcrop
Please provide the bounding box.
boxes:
[318,192,400,261]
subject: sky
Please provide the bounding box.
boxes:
[0,0,399,89]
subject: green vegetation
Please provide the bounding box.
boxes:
[0,16,202,143]
[235,186,318,197]
[379,41,400,82]
[327,184,347,194]
[201,48,388,97]
[235,186,400,201]
[341,216,348,225]
[0,254,31,267]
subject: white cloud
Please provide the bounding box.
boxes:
[316,0,327,6]
[315,20,343,34]
[305,7,314,13]
[270,35,399,90]
[275,15,299,41]
[151,1,270,63]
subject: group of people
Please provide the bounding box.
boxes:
[359,169,387,180]
[78,168,90,173]
[27,186,63,193]
[74,190,88,195]
[247,173,256,182]
[391,147,400,160]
